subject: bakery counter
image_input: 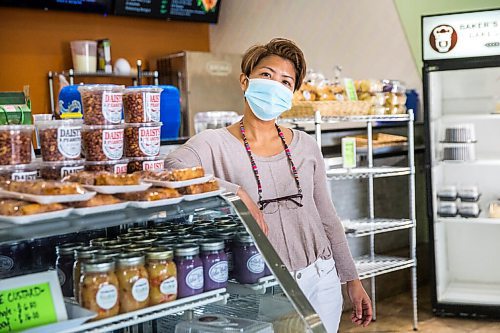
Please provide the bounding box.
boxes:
[0,195,227,244]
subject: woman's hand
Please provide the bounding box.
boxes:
[347,279,372,327]
[237,188,269,235]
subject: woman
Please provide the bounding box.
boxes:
[166,38,372,332]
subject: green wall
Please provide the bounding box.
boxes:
[394,0,500,74]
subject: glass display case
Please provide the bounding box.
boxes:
[0,193,326,332]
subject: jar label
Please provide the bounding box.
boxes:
[144,92,161,122]
[114,163,128,174]
[102,129,124,160]
[96,284,118,310]
[186,267,204,290]
[143,159,164,171]
[247,253,265,274]
[209,261,228,283]
[138,126,160,156]
[102,92,123,124]
[61,166,84,179]
[132,278,149,302]
[58,126,81,159]
[160,276,177,295]
[57,268,66,286]
[11,171,37,181]
[0,255,14,272]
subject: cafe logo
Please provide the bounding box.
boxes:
[430,24,457,53]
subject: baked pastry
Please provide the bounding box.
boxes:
[0,199,66,216]
[117,187,180,201]
[167,167,204,181]
[179,179,219,195]
[2,180,85,195]
[69,194,121,208]
[64,171,141,186]
[140,170,172,181]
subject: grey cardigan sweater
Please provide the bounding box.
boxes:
[165,128,358,282]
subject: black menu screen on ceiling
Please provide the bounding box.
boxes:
[47,0,112,13]
[167,0,221,23]
[114,0,169,19]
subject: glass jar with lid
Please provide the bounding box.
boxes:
[56,242,84,297]
[174,244,204,298]
[199,239,228,291]
[102,240,130,250]
[127,227,149,235]
[118,233,145,243]
[125,244,152,254]
[181,236,203,244]
[116,253,150,313]
[80,258,119,320]
[73,246,100,303]
[232,233,265,284]
[212,228,236,276]
[95,249,121,260]
[90,237,109,247]
[145,247,177,305]
[134,237,158,246]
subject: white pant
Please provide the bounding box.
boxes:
[291,258,343,333]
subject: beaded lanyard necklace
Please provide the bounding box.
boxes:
[239,118,302,203]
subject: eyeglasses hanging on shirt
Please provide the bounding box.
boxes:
[239,119,303,215]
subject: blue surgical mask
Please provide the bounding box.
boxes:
[244,78,293,121]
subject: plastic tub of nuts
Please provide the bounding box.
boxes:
[82,124,125,161]
[78,84,125,125]
[124,122,162,158]
[85,159,129,174]
[0,163,38,181]
[123,87,163,123]
[127,156,165,173]
[0,125,34,165]
[36,119,83,161]
[40,159,85,180]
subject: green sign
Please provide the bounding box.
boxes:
[0,282,57,332]
[344,78,358,101]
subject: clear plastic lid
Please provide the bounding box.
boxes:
[0,162,39,173]
[125,122,163,128]
[41,159,85,168]
[123,87,163,94]
[77,84,125,93]
[82,124,126,131]
[0,124,34,132]
[85,159,129,166]
[127,155,165,162]
[35,119,83,129]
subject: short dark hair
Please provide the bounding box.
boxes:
[241,38,307,91]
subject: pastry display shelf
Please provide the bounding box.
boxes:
[326,166,410,180]
[354,255,415,280]
[279,114,410,124]
[0,196,227,244]
[343,218,414,237]
[60,289,228,333]
[227,275,279,295]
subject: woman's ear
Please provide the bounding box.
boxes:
[239,73,249,92]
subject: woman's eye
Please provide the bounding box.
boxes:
[260,72,271,78]
[283,80,292,87]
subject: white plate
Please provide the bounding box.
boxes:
[183,188,225,201]
[0,189,96,204]
[83,182,152,194]
[0,208,73,225]
[145,174,214,188]
[72,202,129,216]
[130,196,183,209]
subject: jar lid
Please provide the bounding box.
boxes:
[152,224,171,231]
[83,258,115,273]
[125,244,152,253]
[117,253,145,267]
[118,234,145,242]
[172,225,192,232]
[41,159,85,168]
[35,119,83,129]
[215,221,240,229]
[152,240,177,248]
[102,240,130,250]
[78,84,125,92]
[175,244,199,257]
[149,230,170,237]
[123,86,163,94]
[82,124,125,131]
[145,247,173,260]
[127,227,149,234]
[235,232,254,244]
[85,159,130,166]
[0,163,39,173]
[125,122,163,128]
[192,226,217,236]
[134,237,158,245]
[95,249,121,259]
[75,246,100,259]
[181,236,202,244]
[199,239,225,251]
[127,155,166,162]
[90,237,109,247]
[0,124,34,131]
[56,242,84,256]
[212,229,236,240]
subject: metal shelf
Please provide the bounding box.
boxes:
[280,114,410,124]
[60,289,228,333]
[326,166,411,180]
[227,275,279,295]
[60,70,158,78]
[355,255,415,280]
[343,218,414,237]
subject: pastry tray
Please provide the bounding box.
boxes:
[82,182,152,194]
[0,189,96,204]
[145,174,214,189]
[0,208,74,225]
[72,202,129,216]
[183,188,225,201]
[129,197,184,209]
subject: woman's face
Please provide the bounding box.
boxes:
[240,55,296,92]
